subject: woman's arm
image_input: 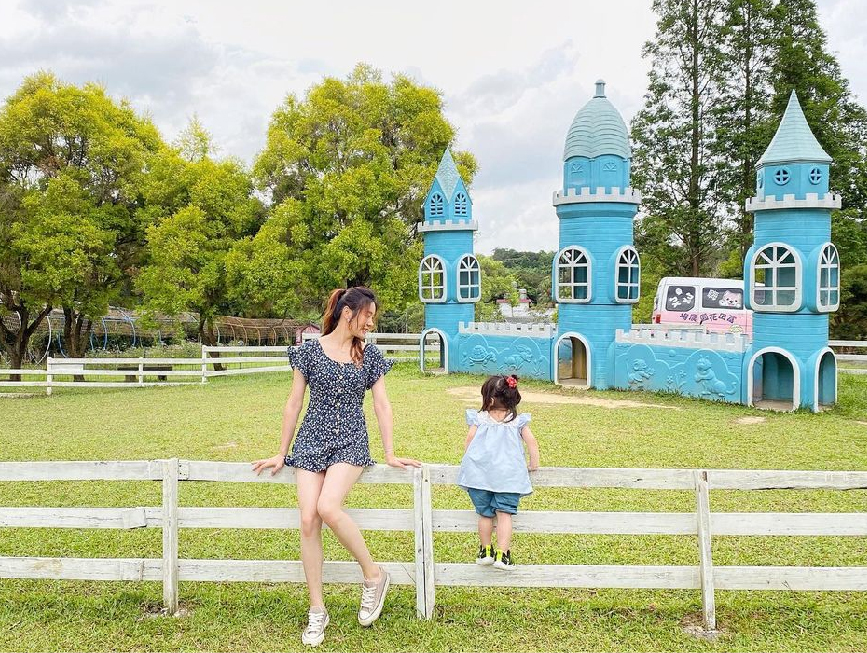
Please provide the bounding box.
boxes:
[371,376,421,469]
[464,425,478,452]
[252,368,306,475]
[520,426,540,471]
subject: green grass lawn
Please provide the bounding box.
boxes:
[1,366,866,652]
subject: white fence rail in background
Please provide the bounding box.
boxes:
[0,461,865,631]
[1,336,863,391]
[0,335,440,393]
[830,340,867,375]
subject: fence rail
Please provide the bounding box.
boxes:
[1,461,865,631]
[0,335,442,393]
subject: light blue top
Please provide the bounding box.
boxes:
[757,91,832,166]
[457,409,533,496]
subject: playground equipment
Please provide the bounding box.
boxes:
[419,83,840,411]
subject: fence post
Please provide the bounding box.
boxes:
[138,358,144,387]
[46,358,53,397]
[201,346,208,384]
[162,458,179,614]
[412,464,435,619]
[694,469,716,632]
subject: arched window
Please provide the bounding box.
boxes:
[419,255,446,302]
[751,243,801,311]
[429,193,444,217]
[454,192,468,216]
[615,247,640,303]
[457,254,481,302]
[817,244,840,311]
[556,246,591,302]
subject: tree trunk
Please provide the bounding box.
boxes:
[0,303,52,382]
[62,308,93,382]
[199,317,225,372]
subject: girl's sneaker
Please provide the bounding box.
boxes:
[492,549,515,571]
[475,544,495,565]
[301,608,329,647]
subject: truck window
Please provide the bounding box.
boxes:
[665,285,696,311]
[702,287,743,309]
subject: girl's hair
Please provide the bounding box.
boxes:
[480,374,521,421]
[322,287,378,366]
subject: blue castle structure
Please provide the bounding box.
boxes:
[418,84,841,411]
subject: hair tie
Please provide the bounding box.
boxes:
[505,376,518,389]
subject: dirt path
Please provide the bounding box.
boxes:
[445,386,684,411]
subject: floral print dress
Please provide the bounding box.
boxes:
[285,338,394,472]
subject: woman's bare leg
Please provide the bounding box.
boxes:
[296,469,327,607]
[317,463,379,579]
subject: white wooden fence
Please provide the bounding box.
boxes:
[0,335,441,393]
[830,340,867,375]
[1,461,865,632]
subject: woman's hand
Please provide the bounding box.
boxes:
[252,454,286,476]
[384,453,422,469]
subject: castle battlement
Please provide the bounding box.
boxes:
[552,186,642,206]
[417,219,479,233]
[615,327,749,353]
[459,321,556,338]
[745,193,842,213]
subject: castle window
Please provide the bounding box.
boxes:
[556,246,591,303]
[615,247,640,303]
[751,243,801,311]
[457,254,481,302]
[429,193,444,217]
[419,255,446,303]
[809,167,822,185]
[817,244,840,311]
[774,168,790,185]
[757,172,764,189]
[454,192,468,216]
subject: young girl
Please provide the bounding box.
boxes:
[458,374,540,570]
[252,287,420,647]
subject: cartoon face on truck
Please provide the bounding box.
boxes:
[651,277,753,335]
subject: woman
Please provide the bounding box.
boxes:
[252,287,421,647]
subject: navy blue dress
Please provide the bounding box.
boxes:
[285,339,394,472]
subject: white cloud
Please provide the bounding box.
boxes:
[0,0,862,257]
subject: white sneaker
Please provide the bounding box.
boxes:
[301,608,329,647]
[358,566,390,626]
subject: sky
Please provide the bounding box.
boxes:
[1,0,864,254]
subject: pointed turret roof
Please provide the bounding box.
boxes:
[758,91,832,166]
[563,80,631,160]
[434,150,465,199]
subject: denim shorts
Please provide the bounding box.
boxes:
[466,487,521,517]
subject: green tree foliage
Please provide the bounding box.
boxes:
[136,120,265,345]
[245,64,476,315]
[475,255,519,322]
[631,0,730,277]
[0,72,160,371]
[491,248,554,307]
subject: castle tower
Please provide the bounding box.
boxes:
[552,81,641,388]
[418,150,480,372]
[744,91,841,411]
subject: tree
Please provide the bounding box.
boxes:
[0,72,161,373]
[491,248,555,307]
[476,255,519,322]
[631,0,730,277]
[136,120,265,347]
[249,64,476,315]
[713,0,776,269]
